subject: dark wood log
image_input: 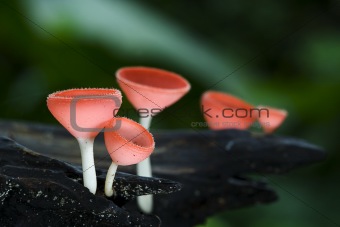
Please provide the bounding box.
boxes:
[0,137,182,226]
[0,120,325,226]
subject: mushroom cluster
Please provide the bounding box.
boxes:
[46,68,287,215]
[47,88,155,198]
[201,90,287,132]
[46,67,191,214]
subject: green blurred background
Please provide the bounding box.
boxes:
[1,0,339,226]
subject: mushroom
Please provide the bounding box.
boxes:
[103,117,155,197]
[201,91,257,130]
[116,66,190,213]
[256,105,288,133]
[47,88,122,194]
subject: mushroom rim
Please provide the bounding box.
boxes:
[105,117,155,153]
[47,88,122,100]
[201,90,254,110]
[116,66,191,94]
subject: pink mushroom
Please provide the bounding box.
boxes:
[256,105,288,134]
[103,117,155,197]
[201,91,257,130]
[116,66,190,213]
[47,88,122,194]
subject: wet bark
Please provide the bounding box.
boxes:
[0,120,325,226]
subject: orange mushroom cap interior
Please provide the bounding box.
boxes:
[117,67,190,91]
[116,66,190,111]
[47,88,122,139]
[104,117,155,166]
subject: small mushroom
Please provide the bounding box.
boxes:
[201,90,257,130]
[256,105,288,133]
[103,117,155,197]
[47,88,122,194]
[116,66,190,213]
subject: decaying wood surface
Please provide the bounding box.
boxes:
[0,120,325,227]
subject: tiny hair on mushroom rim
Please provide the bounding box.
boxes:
[47,88,122,100]
[105,117,155,152]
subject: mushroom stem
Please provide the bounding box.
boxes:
[77,137,97,194]
[136,163,153,213]
[137,115,153,178]
[139,114,153,130]
[137,115,153,177]
[105,162,118,197]
[137,115,153,213]
[136,156,152,178]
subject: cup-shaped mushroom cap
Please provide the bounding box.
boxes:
[47,88,122,139]
[257,105,288,134]
[116,67,190,113]
[104,117,155,166]
[201,91,257,130]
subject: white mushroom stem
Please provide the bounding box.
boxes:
[137,115,153,213]
[77,137,97,194]
[136,187,153,214]
[137,115,153,178]
[105,162,118,197]
[139,114,153,130]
